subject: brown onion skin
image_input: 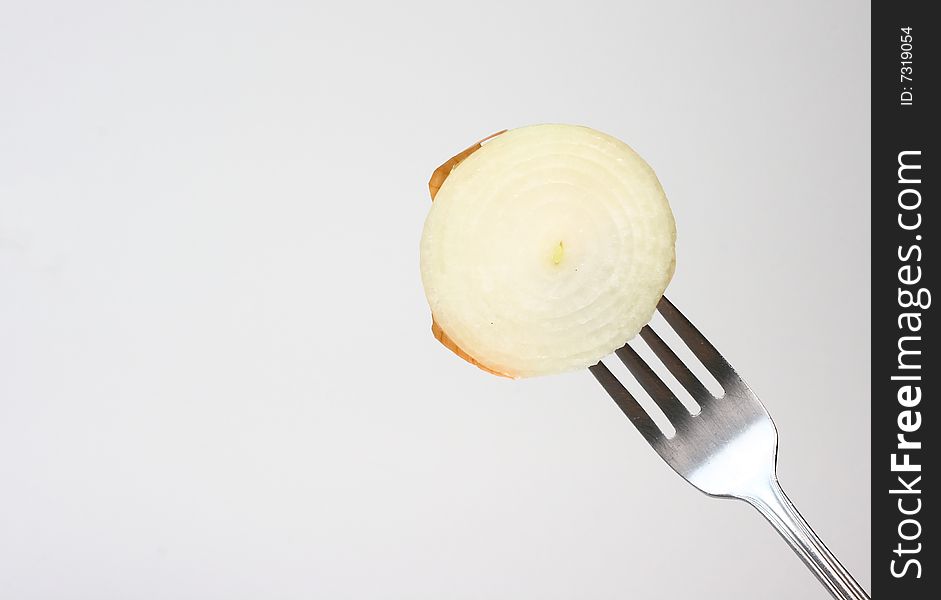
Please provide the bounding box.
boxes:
[426,130,511,378]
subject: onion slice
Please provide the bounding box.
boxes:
[421,124,676,378]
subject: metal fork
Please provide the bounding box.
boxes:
[590,296,869,600]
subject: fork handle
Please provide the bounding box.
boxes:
[743,478,870,600]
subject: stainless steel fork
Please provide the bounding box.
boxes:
[590,296,869,600]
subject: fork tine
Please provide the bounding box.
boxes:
[614,344,690,422]
[640,325,713,405]
[657,296,736,385]
[589,362,662,443]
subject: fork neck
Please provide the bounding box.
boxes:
[739,478,869,600]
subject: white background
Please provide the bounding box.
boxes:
[1,1,870,598]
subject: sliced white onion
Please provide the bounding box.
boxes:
[420,124,676,378]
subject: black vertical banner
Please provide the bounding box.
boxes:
[873,2,935,598]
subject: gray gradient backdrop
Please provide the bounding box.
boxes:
[0,1,870,598]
